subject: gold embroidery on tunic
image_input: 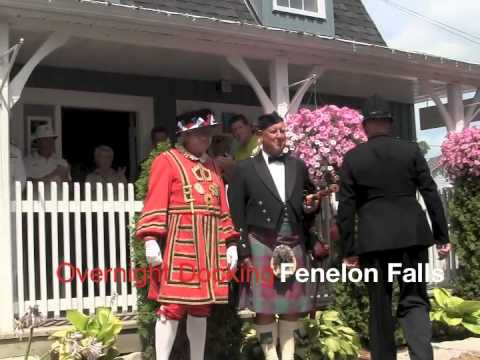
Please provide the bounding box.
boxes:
[192,164,212,181]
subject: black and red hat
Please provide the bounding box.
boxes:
[176,109,219,134]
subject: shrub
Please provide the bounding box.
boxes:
[132,141,172,359]
[449,177,480,299]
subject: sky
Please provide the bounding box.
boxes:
[361,0,480,158]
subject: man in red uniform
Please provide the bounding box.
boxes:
[136,109,239,360]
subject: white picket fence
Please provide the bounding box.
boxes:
[10,181,143,319]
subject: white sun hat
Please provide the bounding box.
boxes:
[33,124,58,140]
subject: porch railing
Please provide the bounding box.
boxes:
[11,181,143,319]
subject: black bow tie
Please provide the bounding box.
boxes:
[268,154,286,163]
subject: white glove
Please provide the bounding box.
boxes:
[226,245,238,271]
[145,240,163,266]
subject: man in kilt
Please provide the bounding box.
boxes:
[228,112,327,360]
[136,109,239,360]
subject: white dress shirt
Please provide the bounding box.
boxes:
[25,152,70,180]
[24,152,71,199]
[262,148,286,203]
[10,144,26,196]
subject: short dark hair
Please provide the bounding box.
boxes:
[230,114,250,128]
[150,126,167,140]
[257,112,283,131]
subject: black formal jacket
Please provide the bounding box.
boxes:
[227,152,316,258]
[337,135,449,257]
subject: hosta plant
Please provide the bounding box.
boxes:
[49,307,123,360]
[296,310,361,360]
[430,288,480,335]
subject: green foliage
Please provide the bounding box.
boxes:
[417,141,431,156]
[332,281,369,345]
[296,310,361,360]
[49,308,123,360]
[430,288,480,335]
[205,305,244,359]
[135,140,172,200]
[449,177,480,299]
[131,140,172,359]
[239,321,263,360]
[240,312,361,360]
[332,280,406,347]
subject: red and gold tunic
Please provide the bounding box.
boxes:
[136,147,238,305]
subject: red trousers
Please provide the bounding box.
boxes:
[157,303,212,320]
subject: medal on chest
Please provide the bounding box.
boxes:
[191,164,220,206]
[194,182,205,194]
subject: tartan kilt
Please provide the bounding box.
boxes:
[238,228,312,314]
[148,211,229,305]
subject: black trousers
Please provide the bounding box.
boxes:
[360,246,433,360]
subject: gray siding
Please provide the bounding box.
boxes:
[16,65,414,140]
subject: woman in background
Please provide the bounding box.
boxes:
[86,145,126,197]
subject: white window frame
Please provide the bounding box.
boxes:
[273,0,326,19]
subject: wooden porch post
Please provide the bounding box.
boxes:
[0,20,15,335]
[269,57,290,117]
[225,55,275,114]
[227,55,320,117]
[465,88,480,127]
[447,83,465,132]
[420,80,454,132]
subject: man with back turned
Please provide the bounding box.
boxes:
[337,95,452,360]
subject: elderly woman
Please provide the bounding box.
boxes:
[86,145,127,186]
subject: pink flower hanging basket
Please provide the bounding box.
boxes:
[440,127,480,181]
[285,106,367,188]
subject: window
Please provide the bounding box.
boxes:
[273,0,326,19]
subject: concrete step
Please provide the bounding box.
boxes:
[397,338,480,360]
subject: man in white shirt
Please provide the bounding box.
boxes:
[228,112,327,360]
[10,144,26,197]
[24,124,71,199]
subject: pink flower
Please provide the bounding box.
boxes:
[440,127,480,180]
[285,107,365,186]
